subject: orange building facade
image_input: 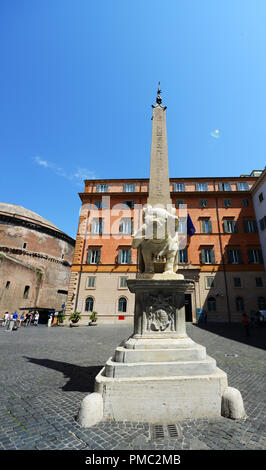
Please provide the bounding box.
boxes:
[66,175,266,324]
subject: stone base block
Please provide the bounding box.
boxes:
[104,356,217,378]
[95,367,228,423]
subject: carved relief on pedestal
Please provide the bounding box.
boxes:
[141,293,177,333]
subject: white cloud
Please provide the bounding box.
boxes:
[33,156,96,185]
[35,156,49,167]
[210,129,221,139]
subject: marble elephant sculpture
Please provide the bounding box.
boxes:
[132,206,180,274]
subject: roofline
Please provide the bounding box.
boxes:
[84,176,259,183]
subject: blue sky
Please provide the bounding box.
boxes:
[0,0,265,238]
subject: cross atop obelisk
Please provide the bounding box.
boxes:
[147,83,172,209]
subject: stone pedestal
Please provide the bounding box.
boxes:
[77,276,244,427]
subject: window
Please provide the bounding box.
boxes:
[207,297,216,312]
[206,277,215,288]
[23,242,27,249]
[178,220,187,233]
[247,249,263,264]
[219,182,232,191]
[85,297,94,312]
[233,277,242,288]
[243,220,258,233]
[259,216,266,231]
[237,182,249,191]
[91,219,104,234]
[57,289,68,294]
[236,297,244,312]
[196,182,208,192]
[119,218,133,234]
[87,249,101,264]
[97,184,108,193]
[258,297,266,310]
[122,200,135,209]
[242,199,249,207]
[176,199,184,207]
[118,297,127,312]
[61,254,64,259]
[201,249,215,264]
[200,199,207,208]
[201,219,212,233]
[118,248,131,264]
[173,183,186,192]
[87,277,96,288]
[178,249,188,264]
[224,199,231,208]
[23,285,30,299]
[224,220,238,233]
[255,277,263,287]
[227,249,242,264]
[119,277,128,288]
[258,192,264,203]
[5,281,10,289]
[124,183,135,192]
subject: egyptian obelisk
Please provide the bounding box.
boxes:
[147,83,172,209]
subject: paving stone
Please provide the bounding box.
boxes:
[0,323,265,450]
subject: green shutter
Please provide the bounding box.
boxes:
[243,221,249,233]
[233,221,238,233]
[96,249,101,263]
[247,250,253,263]
[128,249,132,264]
[201,249,206,264]
[224,221,228,233]
[237,249,243,264]
[208,221,212,233]
[118,249,122,264]
[258,250,263,263]
[227,250,233,263]
[210,249,215,264]
[87,249,92,264]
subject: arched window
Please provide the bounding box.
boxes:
[85,297,94,312]
[258,297,266,310]
[118,297,127,313]
[236,297,244,312]
[207,297,216,312]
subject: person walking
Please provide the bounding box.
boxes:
[34,312,39,327]
[242,313,250,337]
[3,312,9,327]
[13,311,18,328]
[19,312,25,327]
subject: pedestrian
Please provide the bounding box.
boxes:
[25,313,31,326]
[19,312,25,327]
[242,313,250,337]
[34,312,39,327]
[3,312,9,327]
[13,311,18,328]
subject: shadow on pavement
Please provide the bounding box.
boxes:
[24,357,102,393]
[194,322,266,351]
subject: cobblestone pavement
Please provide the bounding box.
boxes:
[0,322,265,450]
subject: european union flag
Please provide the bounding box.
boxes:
[187,214,196,236]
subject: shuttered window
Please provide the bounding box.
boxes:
[118,249,132,264]
[201,249,215,264]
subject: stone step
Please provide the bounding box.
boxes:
[114,345,206,363]
[104,356,217,378]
